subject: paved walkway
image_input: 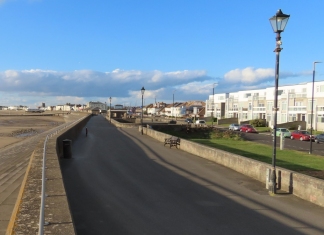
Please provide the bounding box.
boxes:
[61,115,324,235]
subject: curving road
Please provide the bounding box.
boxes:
[61,115,324,235]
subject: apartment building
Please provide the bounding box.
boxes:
[205,80,324,130]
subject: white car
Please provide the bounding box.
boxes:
[195,120,206,125]
[229,123,240,131]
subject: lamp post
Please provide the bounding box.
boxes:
[109,97,112,123]
[310,62,322,154]
[269,9,290,194]
[172,90,176,120]
[141,87,145,135]
[212,83,217,126]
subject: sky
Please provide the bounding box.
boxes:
[0,0,323,108]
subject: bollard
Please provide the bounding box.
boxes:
[265,168,271,189]
[280,132,285,150]
[62,139,72,158]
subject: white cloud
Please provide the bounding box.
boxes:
[224,67,274,84]
[0,67,309,107]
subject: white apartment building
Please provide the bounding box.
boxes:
[205,80,324,131]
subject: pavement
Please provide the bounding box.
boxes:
[60,115,324,235]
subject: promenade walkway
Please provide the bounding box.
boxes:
[61,115,324,235]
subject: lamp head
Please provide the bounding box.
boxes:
[269,9,290,33]
[141,86,145,95]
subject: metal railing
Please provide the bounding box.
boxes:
[38,116,87,235]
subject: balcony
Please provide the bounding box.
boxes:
[288,106,307,112]
[228,108,238,112]
[253,107,266,112]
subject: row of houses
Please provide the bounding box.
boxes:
[205,80,324,130]
[140,101,205,118]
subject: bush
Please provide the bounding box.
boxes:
[211,129,243,140]
[288,125,297,130]
[250,119,266,127]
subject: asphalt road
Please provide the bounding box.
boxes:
[61,115,324,235]
[239,131,324,155]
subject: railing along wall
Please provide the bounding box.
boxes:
[38,116,87,235]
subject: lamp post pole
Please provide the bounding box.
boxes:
[172,90,176,121]
[269,9,290,194]
[109,97,112,123]
[310,62,322,154]
[212,83,217,126]
[141,87,145,135]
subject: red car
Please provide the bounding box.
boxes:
[290,130,314,141]
[239,124,258,133]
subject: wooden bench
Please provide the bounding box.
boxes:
[164,136,180,148]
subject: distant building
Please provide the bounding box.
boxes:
[114,104,124,109]
[87,101,106,110]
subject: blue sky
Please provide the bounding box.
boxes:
[0,0,323,107]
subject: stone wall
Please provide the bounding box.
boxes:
[143,126,324,208]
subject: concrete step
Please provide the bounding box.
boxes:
[0,169,26,204]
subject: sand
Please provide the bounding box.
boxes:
[0,110,82,149]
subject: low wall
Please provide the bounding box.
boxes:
[56,114,92,157]
[217,118,238,125]
[9,114,91,234]
[142,126,324,208]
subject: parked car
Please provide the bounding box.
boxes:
[195,120,206,125]
[272,128,291,138]
[315,133,324,143]
[229,123,240,131]
[185,118,193,123]
[239,124,258,133]
[290,130,315,141]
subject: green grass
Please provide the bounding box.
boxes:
[161,127,324,176]
[191,138,324,172]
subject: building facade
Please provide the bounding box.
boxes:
[205,81,324,131]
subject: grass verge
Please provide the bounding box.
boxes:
[161,127,324,179]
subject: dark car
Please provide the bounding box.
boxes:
[185,118,193,123]
[315,133,324,143]
[290,130,315,141]
[239,124,257,133]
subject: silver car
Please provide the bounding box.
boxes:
[229,123,240,131]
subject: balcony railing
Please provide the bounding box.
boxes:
[253,107,266,112]
[288,106,307,112]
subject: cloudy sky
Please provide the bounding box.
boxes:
[0,0,323,107]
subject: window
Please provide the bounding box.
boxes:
[317,115,324,123]
[244,93,251,98]
[289,114,297,122]
[316,85,324,92]
[282,101,287,111]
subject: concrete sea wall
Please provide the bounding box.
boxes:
[143,126,324,208]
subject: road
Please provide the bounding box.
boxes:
[61,115,324,235]
[240,131,324,155]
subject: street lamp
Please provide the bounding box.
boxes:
[269,9,290,194]
[109,97,112,123]
[310,62,322,154]
[141,87,145,135]
[172,90,176,121]
[212,83,217,126]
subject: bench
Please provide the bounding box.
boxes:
[164,136,180,148]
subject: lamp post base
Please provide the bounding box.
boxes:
[269,169,277,194]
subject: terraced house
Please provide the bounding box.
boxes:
[205,80,324,131]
